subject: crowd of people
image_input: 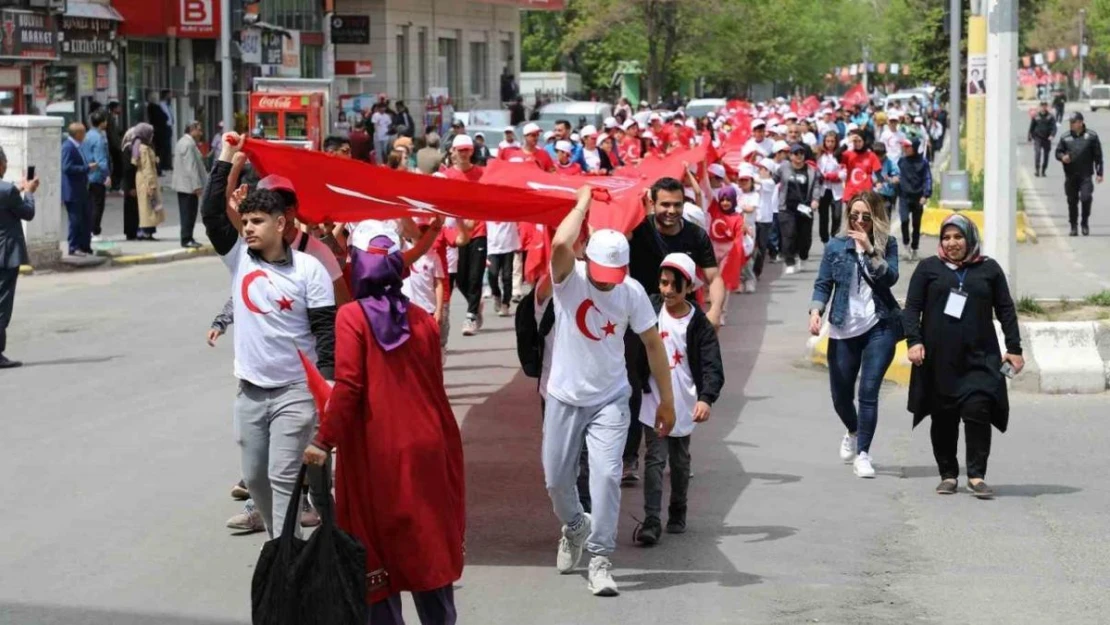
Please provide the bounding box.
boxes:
[149,88,1037,623]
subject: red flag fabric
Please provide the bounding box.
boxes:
[840,83,868,107]
[801,96,821,117]
[242,140,576,228]
[298,349,333,418]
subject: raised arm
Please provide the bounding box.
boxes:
[401,217,444,267]
[201,133,242,255]
[551,185,592,285]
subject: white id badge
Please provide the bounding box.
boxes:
[944,289,967,319]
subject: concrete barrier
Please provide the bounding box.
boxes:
[920,207,1036,243]
[805,320,1110,394]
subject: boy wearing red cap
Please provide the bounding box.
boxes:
[632,253,724,545]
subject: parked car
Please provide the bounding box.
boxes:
[1090,84,1110,111]
[536,101,614,132]
[684,98,727,119]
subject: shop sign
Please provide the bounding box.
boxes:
[0,9,61,61]
[177,0,219,38]
[60,16,117,56]
[240,28,261,64]
[260,29,283,66]
[278,30,300,78]
[334,60,374,76]
[95,63,109,90]
[330,15,368,45]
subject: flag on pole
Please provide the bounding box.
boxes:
[877,63,887,74]
[1071,45,1079,56]
[1058,48,1068,60]
[1046,50,1056,63]
[890,63,900,74]
[1022,56,1031,68]
[1034,53,1045,65]
[902,65,911,76]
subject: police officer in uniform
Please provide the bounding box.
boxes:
[1055,112,1104,237]
[1027,101,1056,177]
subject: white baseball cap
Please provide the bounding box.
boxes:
[707,111,717,119]
[474,132,485,139]
[772,124,789,135]
[649,113,662,122]
[580,125,599,138]
[683,201,708,231]
[585,229,631,284]
[603,117,619,130]
[758,157,777,172]
[349,222,401,253]
[740,143,764,159]
[504,125,516,134]
[543,131,556,141]
[522,122,541,136]
[773,140,790,153]
[737,163,758,179]
[660,252,703,289]
[555,140,573,154]
[784,111,798,121]
[621,118,638,130]
[914,115,924,123]
[452,134,474,150]
[570,133,580,143]
[708,163,727,179]
[888,111,902,120]
[750,119,767,130]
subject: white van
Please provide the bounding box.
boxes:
[1089,84,1110,112]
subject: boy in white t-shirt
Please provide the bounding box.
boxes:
[401,223,447,325]
[543,185,676,597]
[632,253,724,546]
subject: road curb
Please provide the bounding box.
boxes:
[109,245,216,267]
[805,320,1110,394]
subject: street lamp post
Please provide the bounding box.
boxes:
[941,0,971,208]
[984,0,1018,289]
[220,0,234,137]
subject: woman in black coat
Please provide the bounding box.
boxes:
[902,214,1024,499]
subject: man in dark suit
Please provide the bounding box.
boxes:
[393,101,416,138]
[61,122,95,256]
[0,146,38,368]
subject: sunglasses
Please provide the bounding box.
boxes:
[849,212,873,223]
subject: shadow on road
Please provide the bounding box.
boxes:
[0,603,244,625]
[456,262,786,592]
[21,355,122,368]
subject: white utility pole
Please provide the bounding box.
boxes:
[984,0,1018,290]
[220,0,235,135]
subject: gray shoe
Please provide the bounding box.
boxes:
[556,513,592,573]
[226,501,265,533]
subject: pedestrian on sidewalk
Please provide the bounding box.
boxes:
[303,225,464,625]
[632,253,722,546]
[543,186,675,597]
[123,123,164,240]
[82,111,111,240]
[872,142,900,234]
[62,122,94,256]
[1054,112,1103,236]
[775,143,822,274]
[1028,101,1057,177]
[816,132,846,244]
[896,137,932,261]
[0,150,37,369]
[107,101,124,192]
[202,133,336,539]
[172,121,208,249]
[808,191,901,479]
[486,219,519,317]
[902,214,1024,500]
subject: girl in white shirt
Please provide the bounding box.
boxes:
[816,132,847,244]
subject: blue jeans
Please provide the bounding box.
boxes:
[65,199,91,254]
[827,319,897,454]
[769,215,782,254]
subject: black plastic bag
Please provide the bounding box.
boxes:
[252,463,368,625]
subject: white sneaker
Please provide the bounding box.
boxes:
[839,432,857,463]
[797,260,806,272]
[854,451,876,478]
[587,555,619,596]
[785,265,797,275]
[744,279,757,293]
[556,513,592,574]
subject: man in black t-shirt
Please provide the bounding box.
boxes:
[621,176,723,482]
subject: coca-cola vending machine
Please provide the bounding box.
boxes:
[249,92,325,150]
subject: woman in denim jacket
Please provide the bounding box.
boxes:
[808,191,900,478]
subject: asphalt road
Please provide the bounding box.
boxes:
[2,247,1108,625]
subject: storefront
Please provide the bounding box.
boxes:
[0,8,62,116]
[53,1,124,124]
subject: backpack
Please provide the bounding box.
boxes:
[515,290,556,378]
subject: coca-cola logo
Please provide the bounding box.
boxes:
[258,96,294,109]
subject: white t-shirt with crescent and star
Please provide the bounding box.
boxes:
[639,304,697,437]
[222,238,335,388]
[546,260,656,407]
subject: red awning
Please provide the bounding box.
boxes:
[114,0,170,37]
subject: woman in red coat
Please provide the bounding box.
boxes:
[304,223,465,625]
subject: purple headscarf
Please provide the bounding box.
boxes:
[715,185,738,212]
[348,236,411,351]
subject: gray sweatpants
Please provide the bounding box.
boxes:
[542,391,630,557]
[234,380,317,539]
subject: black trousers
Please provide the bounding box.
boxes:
[642,426,691,520]
[754,222,772,277]
[1033,137,1052,173]
[776,210,798,265]
[177,192,199,244]
[930,394,994,480]
[486,252,514,306]
[622,329,646,468]
[368,584,456,625]
[123,193,139,239]
[0,267,17,355]
[89,183,107,236]
[109,146,123,191]
[1064,175,1093,227]
[817,190,842,243]
[795,211,814,262]
[900,194,925,251]
[456,236,487,318]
